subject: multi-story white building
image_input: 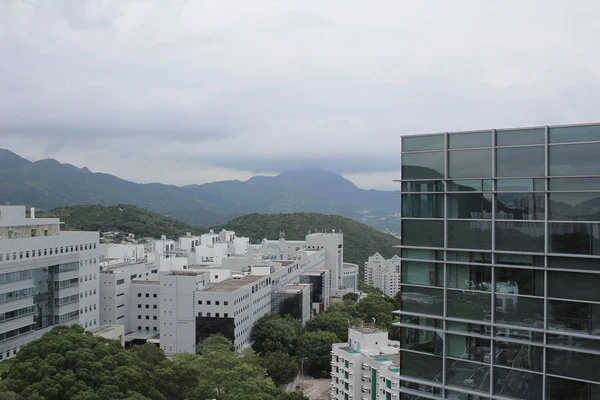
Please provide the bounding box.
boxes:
[364,253,401,297]
[0,206,99,359]
[331,326,400,400]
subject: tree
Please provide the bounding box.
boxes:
[355,294,394,327]
[297,330,339,378]
[251,314,302,356]
[260,351,299,386]
[342,292,360,303]
[305,311,355,342]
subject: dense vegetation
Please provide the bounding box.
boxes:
[39,205,203,239]
[252,292,400,378]
[0,326,308,400]
[216,212,400,274]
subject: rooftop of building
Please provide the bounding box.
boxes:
[205,274,263,292]
[90,324,124,336]
[131,280,159,285]
[165,270,207,277]
[353,326,387,334]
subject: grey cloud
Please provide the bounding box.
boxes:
[1,1,600,188]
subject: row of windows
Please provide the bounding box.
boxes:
[402,219,600,256]
[138,293,158,298]
[137,326,158,332]
[54,310,79,323]
[80,289,96,298]
[0,287,34,303]
[197,299,228,306]
[83,319,97,329]
[402,191,600,221]
[79,273,97,283]
[402,124,600,152]
[0,324,34,343]
[80,304,96,314]
[138,304,158,309]
[401,177,600,193]
[0,243,97,263]
[55,294,79,306]
[198,312,229,318]
[402,143,600,180]
[137,315,158,320]
[0,306,35,322]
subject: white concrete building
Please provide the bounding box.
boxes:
[364,253,401,297]
[101,243,145,263]
[331,326,401,400]
[0,206,100,359]
[342,263,359,291]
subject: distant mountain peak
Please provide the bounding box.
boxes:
[0,148,33,170]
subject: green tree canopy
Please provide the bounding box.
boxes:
[297,330,339,378]
[251,314,303,356]
[260,351,299,386]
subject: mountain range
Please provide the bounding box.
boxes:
[0,149,400,234]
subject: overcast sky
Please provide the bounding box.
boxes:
[1,1,599,190]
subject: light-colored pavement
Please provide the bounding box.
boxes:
[285,374,331,400]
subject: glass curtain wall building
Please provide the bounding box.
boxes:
[397,123,600,400]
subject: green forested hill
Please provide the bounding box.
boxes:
[39,204,202,239]
[215,213,400,270]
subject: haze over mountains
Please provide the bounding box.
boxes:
[0,149,400,234]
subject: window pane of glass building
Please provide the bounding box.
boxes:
[402,134,445,151]
[402,151,445,179]
[549,177,600,190]
[494,295,544,328]
[496,128,545,146]
[548,270,600,302]
[447,290,491,321]
[495,221,545,252]
[402,219,444,248]
[549,142,600,176]
[398,286,444,317]
[448,193,492,219]
[401,180,445,192]
[497,193,545,220]
[400,351,443,382]
[493,367,542,399]
[546,348,600,383]
[402,194,443,218]
[448,221,492,250]
[448,149,492,178]
[550,124,600,143]
[549,222,600,255]
[402,262,443,287]
[447,264,491,291]
[549,192,600,221]
[547,376,600,400]
[496,146,545,177]
[448,131,492,149]
[445,360,490,393]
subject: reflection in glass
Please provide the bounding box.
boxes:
[402,152,445,179]
[549,142,600,176]
[547,376,600,400]
[494,327,543,343]
[446,360,490,393]
[448,193,492,219]
[447,321,490,336]
[400,350,443,382]
[496,222,545,253]
[496,193,545,220]
[448,149,492,178]
[448,221,492,250]
[496,146,545,177]
[549,177,600,191]
[495,267,544,297]
[403,134,445,152]
[549,222,600,255]
[496,253,544,267]
[548,299,600,336]
[493,367,542,400]
[401,327,443,355]
[445,389,489,400]
[448,180,492,192]
[547,348,600,383]
[496,128,545,146]
[547,333,600,352]
[402,262,443,287]
[447,334,490,363]
[447,251,492,264]
[401,219,444,248]
[401,180,444,192]
[549,124,600,143]
[448,131,492,149]
[548,270,600,302]
[447,264,491,291]
[495,295,544,329]
[494,342,543,372]
[549,192,600,221]
[399,286,444,317]
[401,381,443,398]
[400,315,443,329]
[402,194,443,218]
[497,179,544,192]
[401,248,444,261]
[447,290,491,322]
[547,256,600,271]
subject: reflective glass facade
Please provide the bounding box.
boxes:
[398,124,600,400]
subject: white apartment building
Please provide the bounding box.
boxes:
[100,243,145,263]
[331,326,400,400]
[342,263,359,290]
[0,206,99,359]
[364,253,401,297]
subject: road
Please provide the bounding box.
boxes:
[285,374,331,400]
